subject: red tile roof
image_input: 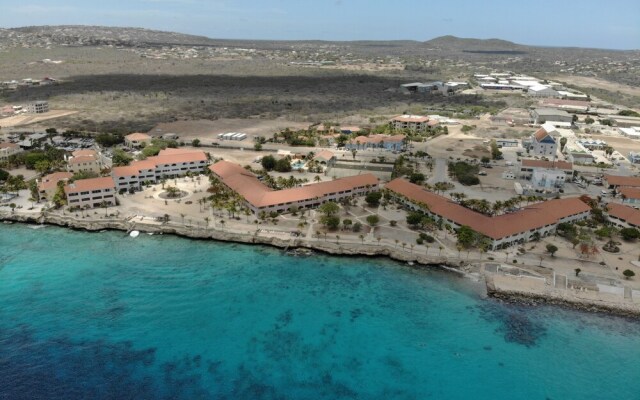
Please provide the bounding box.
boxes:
[619,187,640,200]
[71,149,97,157]
[64,177,115,194]
[350,134,405,145]
[392,115,429,123]
[68,155,98,165]
[209,160,379,209]
[533,127,552,141]
[607,203,640,227]
[0,142,19,149]
[125,133,151,141]
[521,159,573,170]
[604,174,640,188]
[385,178,591,240]
[111,151,208,177]
[38,172,73,191]
[313,150,335,161]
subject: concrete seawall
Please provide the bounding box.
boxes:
[3,212,639,318]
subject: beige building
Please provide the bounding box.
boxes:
[66,149,102,174]
[124,133,152,148]
[0,142,23,161]
[64,177,117,209]
[37,172,73,201]
[390,115,430,131]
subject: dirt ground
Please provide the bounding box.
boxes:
[0,110,77,128]
[551,75,640,99]
[148,118,312,142]
[590,134,640,155]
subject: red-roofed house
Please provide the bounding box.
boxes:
[124,133,152,148]
[606,203,640,229]
[64,177,116,209]
[65,149,102,174]
[619,187,640,208]
[38,172,73,201]
[390,115,429,131]
[209,160,379,214]
[604,174,640,190]
[385,178,590,250]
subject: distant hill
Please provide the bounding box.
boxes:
[423,35,528,54]
[0,25,216,47]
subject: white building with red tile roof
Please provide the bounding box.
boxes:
[619,187,640,208]
[209,160,379,214]
[606,203,640,229]
[390,115,429,131]
[386,178,590,250]
[65,149,102,174]
[64,177,117,209]
[604,174,640,190]
[111,149,208,192]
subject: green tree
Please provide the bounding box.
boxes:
[620,228,640,241]
[191,139,201,147]
[274,158,292,172]
[546,244,559,257]
[584,116,595,124]
[318,201,339,216]
[261,155,277,171]
[559,137,567,152]
[365,191,382,207]
[456,225,478,248]
[366,214,380,226]
[575,268,581,277]
[0,168,9,181]
[409,172,425,184]
[623,269,635,279]
[112,149,133,166]
[321,214,340,230]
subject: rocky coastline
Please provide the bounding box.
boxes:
[3,212,639,319]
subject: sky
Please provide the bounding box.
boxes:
[0,0,638,50]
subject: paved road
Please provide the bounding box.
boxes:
[428,158,448,184]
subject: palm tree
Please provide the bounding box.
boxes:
[438,246,443,256]
[394,239,399,248]
[180,213,186,224]
[359,234,365,244]
[219,219,225,231]
[204,216,210,228]
[314,175,322,183]
[335,235,340,244]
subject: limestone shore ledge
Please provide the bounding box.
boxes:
[2,212,639,319]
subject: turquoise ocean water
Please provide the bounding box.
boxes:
[1,223,639,399]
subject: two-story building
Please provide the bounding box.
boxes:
[64,177,117,209]
[209,160,379,215]
[519,159,573,179]
[385,178,591,250]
